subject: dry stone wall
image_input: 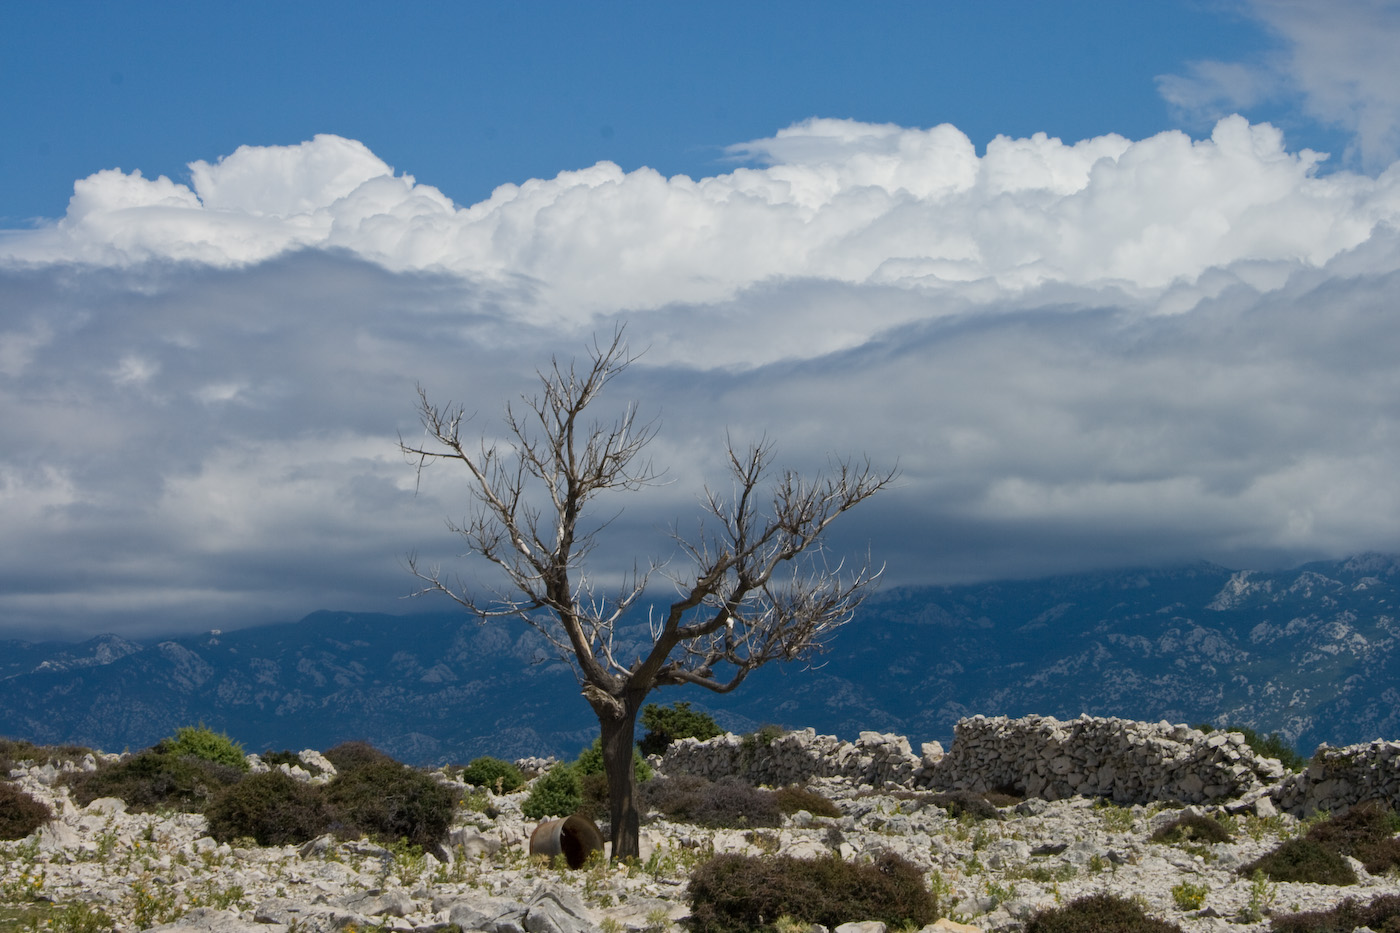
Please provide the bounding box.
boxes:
[656,727,933,789]
[1271,738,1400,816]
[659,713,1400,814]
[923,714,1287,806]
[656,714,1330,810]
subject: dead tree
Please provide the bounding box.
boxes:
[400,329,894,859]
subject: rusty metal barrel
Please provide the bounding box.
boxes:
[528,813,605,868]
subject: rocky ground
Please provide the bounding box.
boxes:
[5,754,1400,933]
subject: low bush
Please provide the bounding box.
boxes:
[929,790,1002,821]
[259,750,304,770]
[1303,801,1400,875]
[638,701,723,756]
[1270,894,1400,933]
[1,739,94,773]
[1151,812,1234,845]
[521,764,582,820]
[322,741,399,774]
[205,770,337,845]
[774,784,842,819]
[578,771,610,821]
[160,725,248,771]
[259,749,328,776]
[642,772,708,821]
[1241,837,1357,886]
[687,851,935,933]
[324,759,456,849]
[1243,802,1400,885]
[1171,881,1209,912]
[1026,893,1184,933]
[64,749,244,813]
[0,783,53,839]
[984,786,1024,808]
[643,774,781,828]
[459,756,525,793]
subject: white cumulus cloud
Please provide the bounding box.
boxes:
[1,115,1399,638]
[7,116,1397,331]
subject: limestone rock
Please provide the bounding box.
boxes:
[146,908,282,933]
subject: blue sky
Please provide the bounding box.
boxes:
[0,2,1338,225]
[3,1,1400,640]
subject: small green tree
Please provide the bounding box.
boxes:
[639,701,722,756]
[575,737,652,784]
[522,765,583,820]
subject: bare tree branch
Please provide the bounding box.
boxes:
[401,326,894,860]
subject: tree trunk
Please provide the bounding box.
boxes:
[599,700,643,861]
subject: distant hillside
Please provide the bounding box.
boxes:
[2,553,1397,763]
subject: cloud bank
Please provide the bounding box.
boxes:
[2,116,1399,638]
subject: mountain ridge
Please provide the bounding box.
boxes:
[2,553,1397,764]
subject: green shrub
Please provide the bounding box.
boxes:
[638,701,723,756]
[687,851,935,933]
[1171,881,1209,911]
[205,770,337,845]
[459,756,525,793]
[1239,728,1307,772]
[739,725,787,762]
[322,741,399,774]
[774,784,842,819]
[1241,837,1357,886]
[64,749,244,813]
[521,765,583,820]
[0,782,53,839]
[643,774,781,828]
[324,760,456,849]
[1026,893,1184,933]
[161,725,248,772]
[1151,813,1234,845]
[1195,724,1306,772]
[1270,894,1400,933]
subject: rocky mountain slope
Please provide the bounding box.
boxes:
[2,554,1397,763]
